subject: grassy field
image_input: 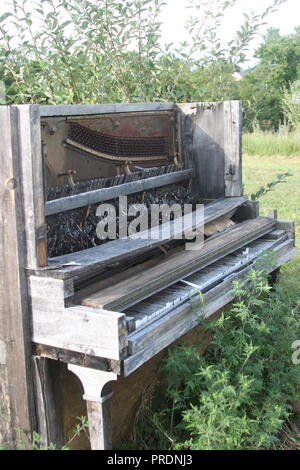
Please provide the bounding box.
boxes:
[243,131,300,157]
[243,154,300,292]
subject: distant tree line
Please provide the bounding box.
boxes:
[238,27,300,131]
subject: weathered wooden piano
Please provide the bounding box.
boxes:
[0,101,296,449]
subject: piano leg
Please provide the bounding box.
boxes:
[68,364,117,450]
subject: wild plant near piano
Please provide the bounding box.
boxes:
[0,415,89,450]
[250,170,292,201]
[132,256,300,450]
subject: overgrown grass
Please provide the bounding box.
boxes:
[243,155,300,450]
[126,264,300,450]
[235,155,300,449]
[243,130,300,157]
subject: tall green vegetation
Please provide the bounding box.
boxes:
[243,130,300,157]
[238,27,300,131]
[282,81,300,130]
[0,0,287,104]
[242,74,300,157]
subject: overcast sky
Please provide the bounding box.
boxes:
[161,0,300,40]
[0,0,299,67]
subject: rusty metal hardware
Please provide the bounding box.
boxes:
[57,169,77,186]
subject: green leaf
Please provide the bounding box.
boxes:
[0,12,12,23]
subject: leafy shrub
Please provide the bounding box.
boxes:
[0,0,287,104]
[132,256,300,450]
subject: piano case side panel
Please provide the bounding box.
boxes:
[177,100,243,200]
